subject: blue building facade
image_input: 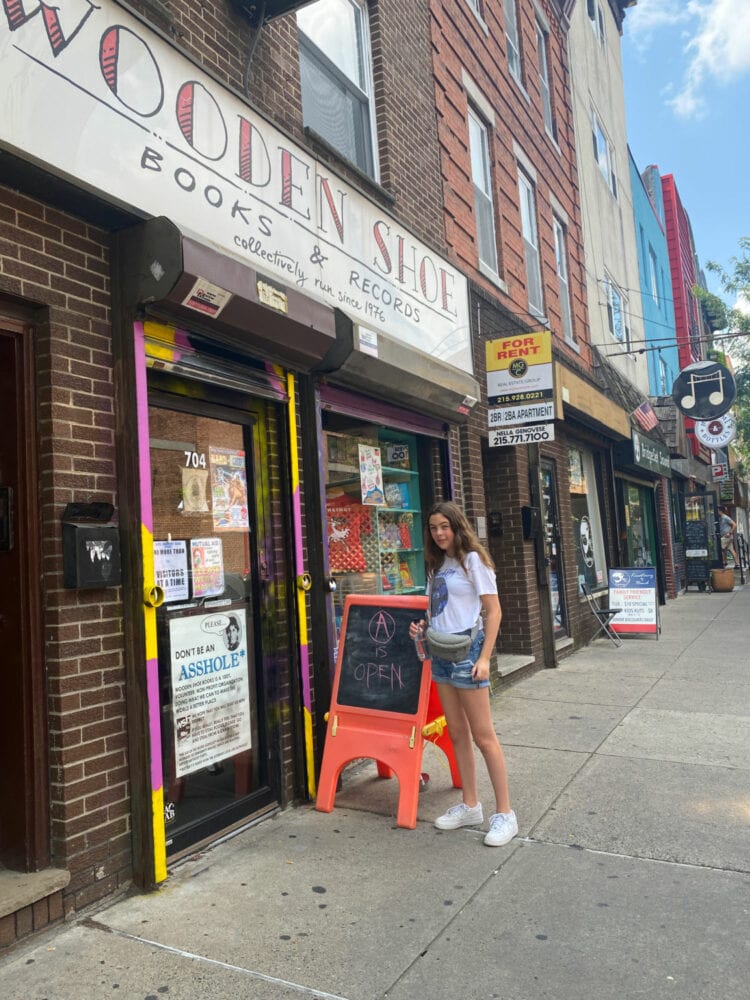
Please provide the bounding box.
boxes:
[629,153,679,396]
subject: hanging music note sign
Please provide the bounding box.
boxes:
[671,360,736,420]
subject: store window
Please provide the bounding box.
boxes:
[568,446,607,591]
[322,416,435,650]
[621,483,655,568]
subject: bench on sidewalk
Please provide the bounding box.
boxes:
[581,583,622,647]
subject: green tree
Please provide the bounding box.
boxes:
[705,238,750,469]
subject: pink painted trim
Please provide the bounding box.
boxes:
[134,321,154,536]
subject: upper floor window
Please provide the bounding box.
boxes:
[504,0,521,80]
[536,21,555,137]
[518,170,543,316]
[553,216,574,345]
[297,0,377,177]
[588,0,606,50]
[591,111,617,197]
[658,355,669,395]
[604,275,630,349]
[468,107,498,274]
[648,246,659,305]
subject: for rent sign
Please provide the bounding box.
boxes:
[486,331,555,446]
[0,0,471,371]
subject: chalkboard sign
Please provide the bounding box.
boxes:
[335,601,426,716]
[686,559,710,583]
[684,520,708,553]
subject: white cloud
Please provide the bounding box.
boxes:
[627,0,750,119]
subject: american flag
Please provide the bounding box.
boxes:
[632,400,658,432]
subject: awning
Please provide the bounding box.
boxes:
[114,217,337,372]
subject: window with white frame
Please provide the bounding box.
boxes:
[468,106,498,274]
[648,246,659,304]
[591,111,617,197]
[568,446,607,591]
[504,0,521,80]
[536,21,554,137]
[604,275,630,349]
[297,0,377,177]
[553,216,574,344]
[518,170,543,315]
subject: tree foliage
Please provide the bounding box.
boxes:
[705,238,750,469]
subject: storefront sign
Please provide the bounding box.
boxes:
[672,361,736,419]
[608,568,658,637]
[711,463,728,482]
[154,540,189,603]
[614,430,671,477]
[169,610,251,777]
[694,414,736,448]
[0,1,471,372]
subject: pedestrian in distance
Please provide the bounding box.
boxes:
[409,501,517,847]
[718,505,737,567]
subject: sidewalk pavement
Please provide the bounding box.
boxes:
[3,584,750,1000]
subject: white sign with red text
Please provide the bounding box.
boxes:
[0,0,470,371]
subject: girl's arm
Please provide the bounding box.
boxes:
[472,593,502,682]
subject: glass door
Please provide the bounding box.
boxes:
[149,403,277,854]
[541,461,567,638]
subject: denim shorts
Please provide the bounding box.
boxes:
[430,631,488,690]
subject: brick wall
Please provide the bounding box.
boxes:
[0,185,130,925]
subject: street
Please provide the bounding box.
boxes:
[2,584,749,1000]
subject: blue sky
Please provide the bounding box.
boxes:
[621,0,750,303]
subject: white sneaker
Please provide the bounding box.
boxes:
[434,802,483,830]
[484,810,518,847]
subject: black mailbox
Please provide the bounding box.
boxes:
[62,503,122,589]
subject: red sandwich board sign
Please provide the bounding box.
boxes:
[316,594,459,828]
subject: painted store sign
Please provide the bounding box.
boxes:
[0,0,471,371]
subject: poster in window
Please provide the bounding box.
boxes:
[181,467,209,512]
[154,540,189,603]
[190,536,225,598]
[359,443,385,506]
[210,447,249,531]
[169,609,251,777]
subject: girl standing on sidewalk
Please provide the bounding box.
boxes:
[410,501,517,847]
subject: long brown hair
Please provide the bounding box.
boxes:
[424,501,495,578]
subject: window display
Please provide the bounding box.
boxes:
[324,423,426,645]
[568,445,607,591]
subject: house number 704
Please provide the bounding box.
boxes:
[184,451,207,469]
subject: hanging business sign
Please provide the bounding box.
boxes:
[694,414,737,448]
[486,331,555,447]
[671,361,736,419]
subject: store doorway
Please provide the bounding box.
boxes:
[0,324,48,872]
[541,461,567,639]
[148,400,282,855]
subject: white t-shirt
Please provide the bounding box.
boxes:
[426,551,498,633]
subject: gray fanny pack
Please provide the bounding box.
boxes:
[425,623,479,661]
